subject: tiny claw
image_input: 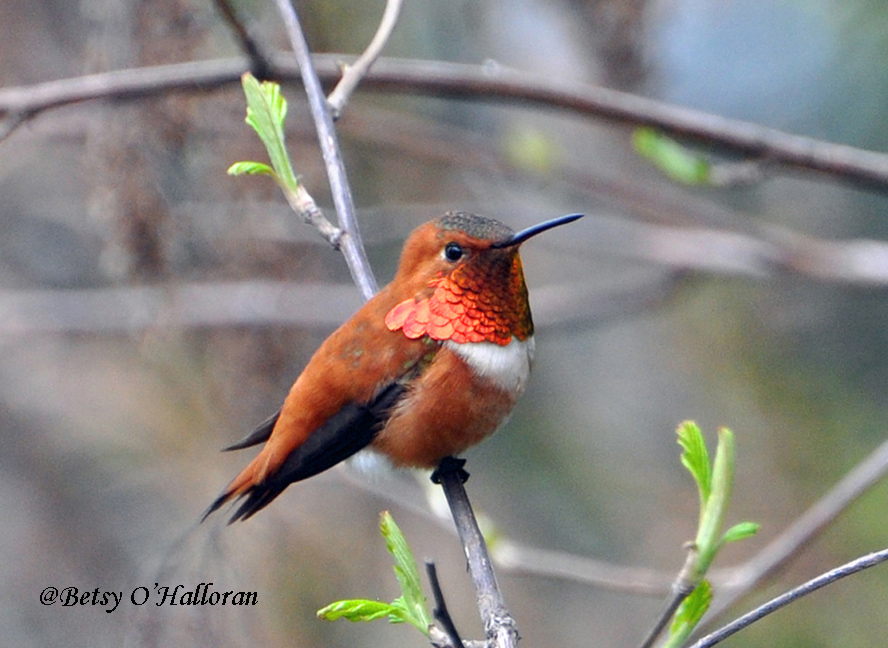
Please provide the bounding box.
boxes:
[431,456,469,485]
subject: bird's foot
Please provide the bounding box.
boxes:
[431,456,469,485]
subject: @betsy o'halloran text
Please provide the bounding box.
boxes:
[40,583,257,613]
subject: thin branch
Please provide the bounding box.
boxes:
[705,435,888,622]
[326,0,404,119]
[212,0,275,80]
[639,594,687,648]
[14,216,888,335]
[494,435,888,605]
[637,549,698,648]
[0,57,248,140]
[426,561,466,648]
[0,281,363,335]
[4,54,888,191]
[264,5,379,299]
[492,539,673,596]
[689,547,888,648]
[275,170,346,251]
[344,57,888,191]
[434,458,519,648]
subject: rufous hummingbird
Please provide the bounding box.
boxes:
[204,211,582,523]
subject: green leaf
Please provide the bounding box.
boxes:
[316,512,431,637]
[317,599,399,623]
[238,72,299,189]
[677,421,712,506]
[722,521,760,545]
[633,127,711,185]
[694,427,736,574]
[663,425,759,648]
[227,161,276,177]
[502,126,558,174]
[380,511,432,633]
[669,580,713,641]
[388,596,415,626]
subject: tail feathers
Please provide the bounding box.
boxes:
[203,381,408,524]
[201,452,285,524]
[200,465,259,523]
[201,490,234,523]
[222,411,280,451]
[202,410,279,522]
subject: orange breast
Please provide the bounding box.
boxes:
[371,346,518,467]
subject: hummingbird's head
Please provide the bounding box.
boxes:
[385,212,581,346]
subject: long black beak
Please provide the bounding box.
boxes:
[492,213,583,248]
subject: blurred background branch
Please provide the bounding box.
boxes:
[8,215,888,336]
[3,54,888,191]
[212,0,275,80]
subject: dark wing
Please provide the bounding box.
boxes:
[222,411,280,451]
[206,380,407,524]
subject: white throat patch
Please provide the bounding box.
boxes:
[445,336,535,394]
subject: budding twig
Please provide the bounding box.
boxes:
[637,548,698,648]
[327,0,404,119]
[271,0,378,300]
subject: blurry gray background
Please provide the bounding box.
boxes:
[3,0,888,647]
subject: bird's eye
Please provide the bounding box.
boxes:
[444,242,464,262]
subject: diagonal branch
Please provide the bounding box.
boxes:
[212,0,275,80]
[326,0,404,119]
[270,3,377,300]
[637,550,698,648]
[704,435,888,623]
[689,547,888,648]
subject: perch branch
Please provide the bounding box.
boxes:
[434,458,519,648]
